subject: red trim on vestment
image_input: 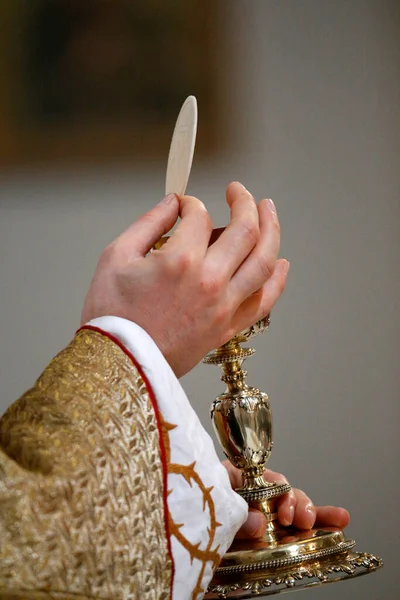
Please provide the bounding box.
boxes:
[78,324,175,599]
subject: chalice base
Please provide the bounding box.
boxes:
[205,527,382,599]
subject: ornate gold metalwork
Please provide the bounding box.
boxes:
[207,552,382,598]
[204,317,383,598]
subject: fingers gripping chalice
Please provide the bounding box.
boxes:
[204,317,382,599]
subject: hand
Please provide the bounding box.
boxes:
[223,461,350,538]
[81,182,289,378]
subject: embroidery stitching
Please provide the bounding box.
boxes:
[160,418,223,600]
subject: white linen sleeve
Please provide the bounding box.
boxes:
[87,316,248,600]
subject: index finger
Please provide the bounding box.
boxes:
[159,195,213,257]
[206,182,259,280]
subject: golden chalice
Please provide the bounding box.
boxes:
[204,317,382,599]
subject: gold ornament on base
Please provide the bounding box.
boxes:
[203,317,382,599]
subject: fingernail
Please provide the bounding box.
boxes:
[306,503,316,526]
[246,511,266,538]
[267,198,276,214]
[283,260,290,274]
[288,503,295,523]
[281,499,295,526]
[158,193,176,206]
[233,181,248,192]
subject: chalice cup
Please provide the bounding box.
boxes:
[204,317,382,599]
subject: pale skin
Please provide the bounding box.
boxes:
[82,181,350,539]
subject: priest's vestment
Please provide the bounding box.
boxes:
[0,317,247,600]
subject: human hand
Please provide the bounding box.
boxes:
[223,461,350,538]
[81,182,289,378]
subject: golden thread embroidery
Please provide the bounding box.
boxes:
[0,329,172,600]
[160,418,223,600]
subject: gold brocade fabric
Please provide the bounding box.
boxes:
[0,329,172,600]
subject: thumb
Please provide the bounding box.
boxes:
[118,193,179,257]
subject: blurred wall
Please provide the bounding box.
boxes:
[0,1,398,598]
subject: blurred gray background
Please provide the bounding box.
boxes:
[0,1,398,598]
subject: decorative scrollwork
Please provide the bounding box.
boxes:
[211,393,270,419]
[206,552,383,598]
[233,315,271,343]
[238,393,270,412]
[242,446,268,465]
[211,399,237,419]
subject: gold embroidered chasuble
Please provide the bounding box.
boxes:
[0,329,173,600]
